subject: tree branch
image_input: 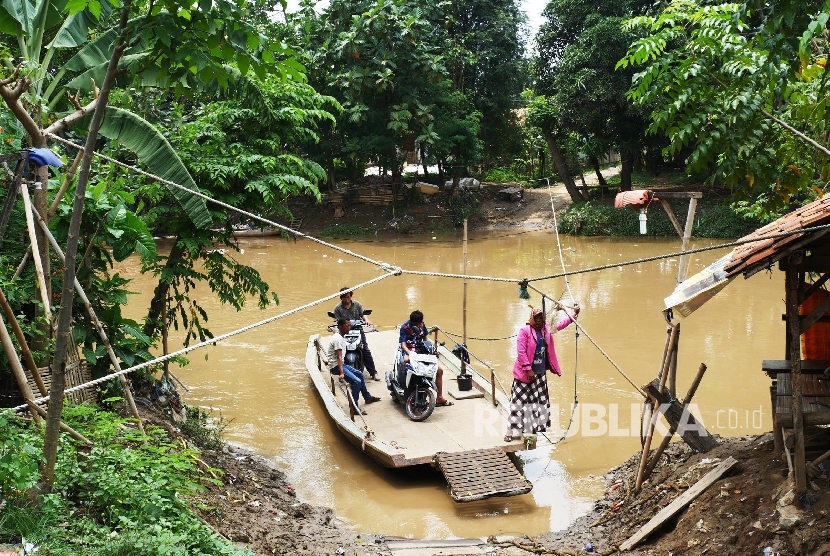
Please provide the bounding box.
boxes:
[42,0,135,487]
[43,97,100,136]
[761,109,830,158]
[0,77,45,147]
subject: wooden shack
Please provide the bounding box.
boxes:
[666,196,830,498]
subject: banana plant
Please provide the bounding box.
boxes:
[0,0,294,228]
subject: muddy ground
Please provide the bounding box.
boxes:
[277,167,621,237]
[190,168,830,554]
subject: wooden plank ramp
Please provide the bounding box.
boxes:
[619,457,738,551]
[434,448,532,503]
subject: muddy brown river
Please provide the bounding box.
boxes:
[120,230,781,539]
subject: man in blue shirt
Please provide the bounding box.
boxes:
[398,310,452,406]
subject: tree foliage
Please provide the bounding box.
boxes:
[534,0,656,193]
[619,0,830,216]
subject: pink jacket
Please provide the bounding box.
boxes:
[512,317,574,383]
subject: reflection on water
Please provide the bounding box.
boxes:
[121,231,782,538]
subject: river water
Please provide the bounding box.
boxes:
[120,230,781,539]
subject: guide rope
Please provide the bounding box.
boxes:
[528,283,645,399]
[31,135,829,421]
[12,272,396,412]
[531,179,581,448]
[47,133,830,286]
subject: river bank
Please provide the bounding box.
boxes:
[163,399,829,555]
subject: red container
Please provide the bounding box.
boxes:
[614,190,657,210]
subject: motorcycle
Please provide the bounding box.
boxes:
[386,336,441,422]
[327,309,372,373]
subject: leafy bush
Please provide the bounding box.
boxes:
[0,410,42,498]
[483,166,528,183]
[694,205,760,238]
[319,224,371,237]
[558,200,757,238]
[446,191,482,226]
[179,406,230,451]
[0,405,251,556]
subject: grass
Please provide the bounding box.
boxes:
[0,406,252,556]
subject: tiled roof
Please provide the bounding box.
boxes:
[724,196,830,277]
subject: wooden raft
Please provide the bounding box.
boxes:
[433,448,532,503]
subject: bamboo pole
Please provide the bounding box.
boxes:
[26,400,91,445]
[13,247,31,279]
[31,206,144,432]
[20,182,52,323]
[643,363,708,480]
[635,324,680,492]
[461,218,468,375]
[0,287,48,396]
[0,308,90,444]
[0,310,42,423]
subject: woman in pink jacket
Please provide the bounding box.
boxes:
[505,305,579,443]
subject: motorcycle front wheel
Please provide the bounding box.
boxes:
[405,388,435,421]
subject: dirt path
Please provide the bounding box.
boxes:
[286,166,621,237]
[476,166,621,232]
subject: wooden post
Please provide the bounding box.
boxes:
[32,208,143,432]
[785,267,807,494]
[20,182,52,323]
[634,403,660,492]
[668,325,680,398]
[0,288,48,396]
[677,198,697,284]
[635,324,679,492]
[643,363,708,479]
[461,218,468,375]
[491,369,497,407]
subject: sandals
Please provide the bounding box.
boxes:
[365,396,381,404]
[435,399,454,407]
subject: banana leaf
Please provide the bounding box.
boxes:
[97,106,212,228]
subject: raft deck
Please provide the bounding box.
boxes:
[306,329,532,501]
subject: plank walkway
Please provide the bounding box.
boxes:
[434,448,532,502]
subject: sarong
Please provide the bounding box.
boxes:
[506,374,550,436]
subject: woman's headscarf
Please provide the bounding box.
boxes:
[527,306,545,328]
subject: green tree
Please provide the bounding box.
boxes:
[618,0,830,217]
[534,0,655,195]
[441,0,528,163]
[299,0,448,191]
[1,0,304,484]
[134,76,338,341]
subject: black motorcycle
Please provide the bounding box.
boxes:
[327,309,372,372]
